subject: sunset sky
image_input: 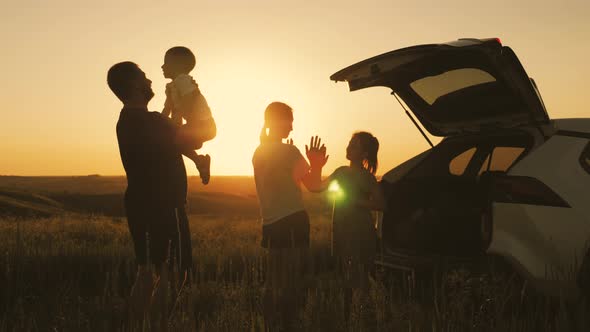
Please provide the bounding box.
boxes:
[1,0,589,176]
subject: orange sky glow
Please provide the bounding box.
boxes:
[1,0,589,176]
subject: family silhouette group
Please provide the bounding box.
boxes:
[107,46,385,329]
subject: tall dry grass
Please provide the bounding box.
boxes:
[1,213,589,331]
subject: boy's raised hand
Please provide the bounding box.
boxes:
[305,135,329,168]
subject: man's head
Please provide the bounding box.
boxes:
[107,62,154,105]
[161,46,196,79]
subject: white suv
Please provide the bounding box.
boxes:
[330,38,590,298]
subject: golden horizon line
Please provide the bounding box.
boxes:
[0,173,385,178]
[0,174,255,178]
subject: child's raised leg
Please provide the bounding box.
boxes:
[183,150,210,185]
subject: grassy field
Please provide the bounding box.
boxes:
[1,176,589,331]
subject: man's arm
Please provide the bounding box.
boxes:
[147,113,194,154]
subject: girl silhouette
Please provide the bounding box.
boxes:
[310,131,385,288]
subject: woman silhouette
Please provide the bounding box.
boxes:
[252,101,327,326]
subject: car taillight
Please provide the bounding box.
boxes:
[495,37,502,45]
[491,176,570,207]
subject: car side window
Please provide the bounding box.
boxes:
[449,147,477,176]
[580,142,590,174]
[479,147,526,175]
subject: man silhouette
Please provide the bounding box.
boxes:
[107,61,192,324]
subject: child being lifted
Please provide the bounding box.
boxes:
[161,46,217,184]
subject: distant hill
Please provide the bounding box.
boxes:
[0,175,256,195]
[0,176,330,218]
[0,189,64,217]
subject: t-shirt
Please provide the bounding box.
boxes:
[329,166,378,260]
[116,107,187,209]
[252,142,310,225]
[167,74,196,99]
[329,166,377,224]
[165,74,212,122]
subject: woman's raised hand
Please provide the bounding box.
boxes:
[305,135,329,168]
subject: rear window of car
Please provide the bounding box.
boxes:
[449,147,477,175]
[479,147,526,174]
[580,142,590,174]
[409,68,496,105]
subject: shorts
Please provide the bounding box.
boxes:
[126,203,192,271]
[261,210,310,249]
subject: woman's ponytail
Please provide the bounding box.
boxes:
[259,123,269,143]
